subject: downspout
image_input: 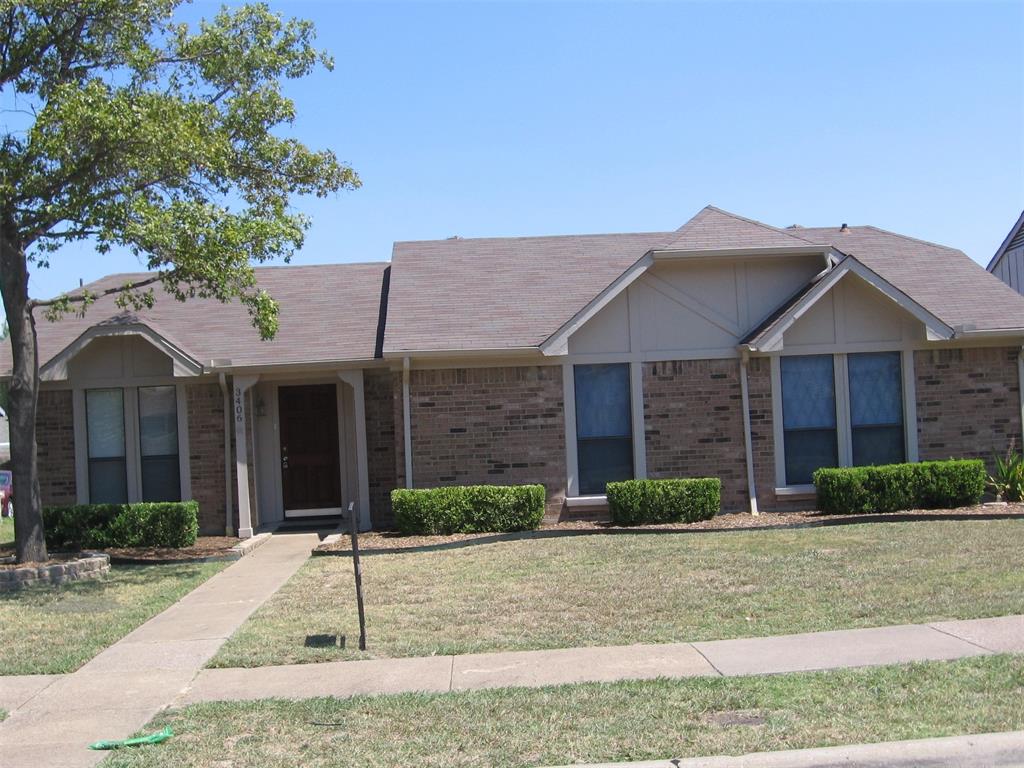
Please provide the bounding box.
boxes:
[218,373,235,536]
[739,348,759,515]
[403,357,413,488]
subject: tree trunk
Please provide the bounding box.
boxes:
[0,231,46,563]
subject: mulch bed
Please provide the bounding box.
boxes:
[101,536,242,564]
[315,503,1024,554]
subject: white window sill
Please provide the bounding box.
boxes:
[774,485,816,499]
[565,494,608,508]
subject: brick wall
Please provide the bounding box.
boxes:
[37,389,76,506]
[915,346,1021,467]
[364,370,398,527]
[408,365,567,517]
[643,359,749,512]
[186,382,229,534]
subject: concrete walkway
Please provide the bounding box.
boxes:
[0,533,317,768]
[544,730,1024,768]
[180,614,1024,704]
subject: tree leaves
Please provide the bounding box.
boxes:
[1,0,359,338]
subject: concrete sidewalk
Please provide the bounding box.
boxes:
[0,533,316,768]
[544,730,1024,768]
[181,614,1024,704]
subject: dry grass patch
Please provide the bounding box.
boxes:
[0,561,226,674]
[104,655,1024,768]
[210,518,1024,668]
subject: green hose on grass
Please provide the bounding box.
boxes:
[89,726,173,750]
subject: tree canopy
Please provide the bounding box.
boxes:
[0,0,359,562]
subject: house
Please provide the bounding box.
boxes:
[4,205,1024,537]
[988,209,1024,294]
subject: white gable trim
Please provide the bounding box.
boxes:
[540,253,653,356]
[987,209,1024,272]
[747,258,954,352]
[41,323,203,381]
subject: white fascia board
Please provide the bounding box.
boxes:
[40,323,203,381]
[650,245,830,260]
[955,328,1024,339]
[539,252,654,356]
[380,347,541,360]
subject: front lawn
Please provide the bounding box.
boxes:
[0,562,227,675]
[104,655,1024,768]
[210,519,1024,668]
[0,516,12,547]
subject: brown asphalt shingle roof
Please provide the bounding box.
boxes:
[5,205,1024,376]
[383,231,675,353]
[0,263,389,375]
[661,205,818,251]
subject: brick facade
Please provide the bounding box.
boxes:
[186,382,229,535]
[37,389,76,507]
[915,346,1021,467]
[364,369,398,527]
[407,365,567,517]
[643,359,748,511]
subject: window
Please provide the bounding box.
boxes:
[848,352,905,466]
[574,363,633,494]
[138,386,181,502]
[86,388,128,503]
[781,355,838,486]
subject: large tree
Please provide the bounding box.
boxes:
[0,1,359,562]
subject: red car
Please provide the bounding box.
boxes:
[0,470,12,518]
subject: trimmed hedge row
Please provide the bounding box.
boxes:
[607,478,721,525]
[392,485,545,535]
[813,460,986,514]
[43,501,199,550]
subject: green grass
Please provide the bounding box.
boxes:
[0,516,13,547]
[0,562,226,675]
[211,519,1024,668]
[102,655,1024,768]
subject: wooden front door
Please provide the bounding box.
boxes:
[278,384,342,516]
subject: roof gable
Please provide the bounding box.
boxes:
[661,206,819,252]
[742,257,954,351]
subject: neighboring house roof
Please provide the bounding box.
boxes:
[0,262,390,376]
[987,209,1024,272]
[384,231,675,354]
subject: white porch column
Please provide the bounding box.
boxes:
[338,370,372,531]
[232,375,259,538]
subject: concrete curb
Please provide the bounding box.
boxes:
[541,730,1024,767]
[230,532,272,558]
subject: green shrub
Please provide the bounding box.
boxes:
[988,449,1024,502]
[813,460,986,514]
[606,478,721,525]
[43,501,200,550]
[391,485,545,535]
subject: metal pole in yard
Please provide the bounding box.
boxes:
[348,501,367,651]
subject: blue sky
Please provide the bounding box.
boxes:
[23,0,1024,302]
